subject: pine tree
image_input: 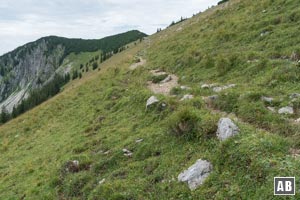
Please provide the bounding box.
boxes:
[0,106,10,124]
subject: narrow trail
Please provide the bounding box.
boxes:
[129,57,146,70]
[147,70,179,96]
[138,42,296,157]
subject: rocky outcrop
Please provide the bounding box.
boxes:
[216,118,240,141]
[278,106,294,114]
[178,159,212,190]
[0,39,65,112]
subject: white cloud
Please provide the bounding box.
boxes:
[0,0,219,55]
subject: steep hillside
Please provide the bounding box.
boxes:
[0,30,146,112]
[1,0,300,199]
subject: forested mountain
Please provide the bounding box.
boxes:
[0,30,146,113]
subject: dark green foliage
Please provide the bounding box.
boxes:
[218,0,229,5]
[11,74,69,120]
[0,30,147,78]
[72,70,79,80]
[92,62,98,70]
[0,107,10,124]
[169,16,187,27]
[167,107,201,140]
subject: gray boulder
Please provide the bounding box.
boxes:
[178,159,212,190]
[216,118,240,141]
[146,96,159,108]
[278,106,294,114]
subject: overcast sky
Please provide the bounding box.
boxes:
[0,0,219,55]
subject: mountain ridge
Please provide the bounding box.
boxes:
[0,30,147,112]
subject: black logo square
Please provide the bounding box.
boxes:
[274,177,295,195]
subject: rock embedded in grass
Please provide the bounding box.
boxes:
[261,96,273,103]
[290,93,300,99]
[178,159,212,190]
[267,106,276,113]
[122,149,133,157]
[160,75,172,83]
[146,96,159,108]
[180,94,194,101]
[212,84,236,93]
[201,83,216,89]
[278,106,294,114]
[216,118,240,141]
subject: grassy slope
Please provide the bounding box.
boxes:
[1,0,300,199]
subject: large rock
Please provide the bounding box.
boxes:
[146,96,159,108]
[278,106,294,114]
[216,118,240,141]
[178,159,212,190]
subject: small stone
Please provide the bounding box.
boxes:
[178,159,212,190]
[136,139,144,143]
[295,118,300,123]
[98,178,106,185]
[180,94,194,101]
[261,96,273,103]
[278,106,294,114]
[146,96,159,108]
[103,150,110,155]
[290,93,300,99]
[180,86,190,90]
[122,149,133,157]
[267,107,276,113]
[208,95,218,100]
[201,83,216,89]
[216,118,240,141]
[160,75,172,83]
[213,84,236,93]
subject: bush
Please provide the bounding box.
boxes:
[62,172,92,198]
[167,107,201,140]
[92,62,99,70]
[212,92,239,113]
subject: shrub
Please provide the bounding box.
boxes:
[92,62,99,70]
[216,56,231,75]
[167,107,201,140]
[62,172,91,198]
[212,92,239,113]
[170,87,182,95]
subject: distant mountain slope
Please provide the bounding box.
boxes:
[0,30,147,112]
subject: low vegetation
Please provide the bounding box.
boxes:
[1,0,300,199]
